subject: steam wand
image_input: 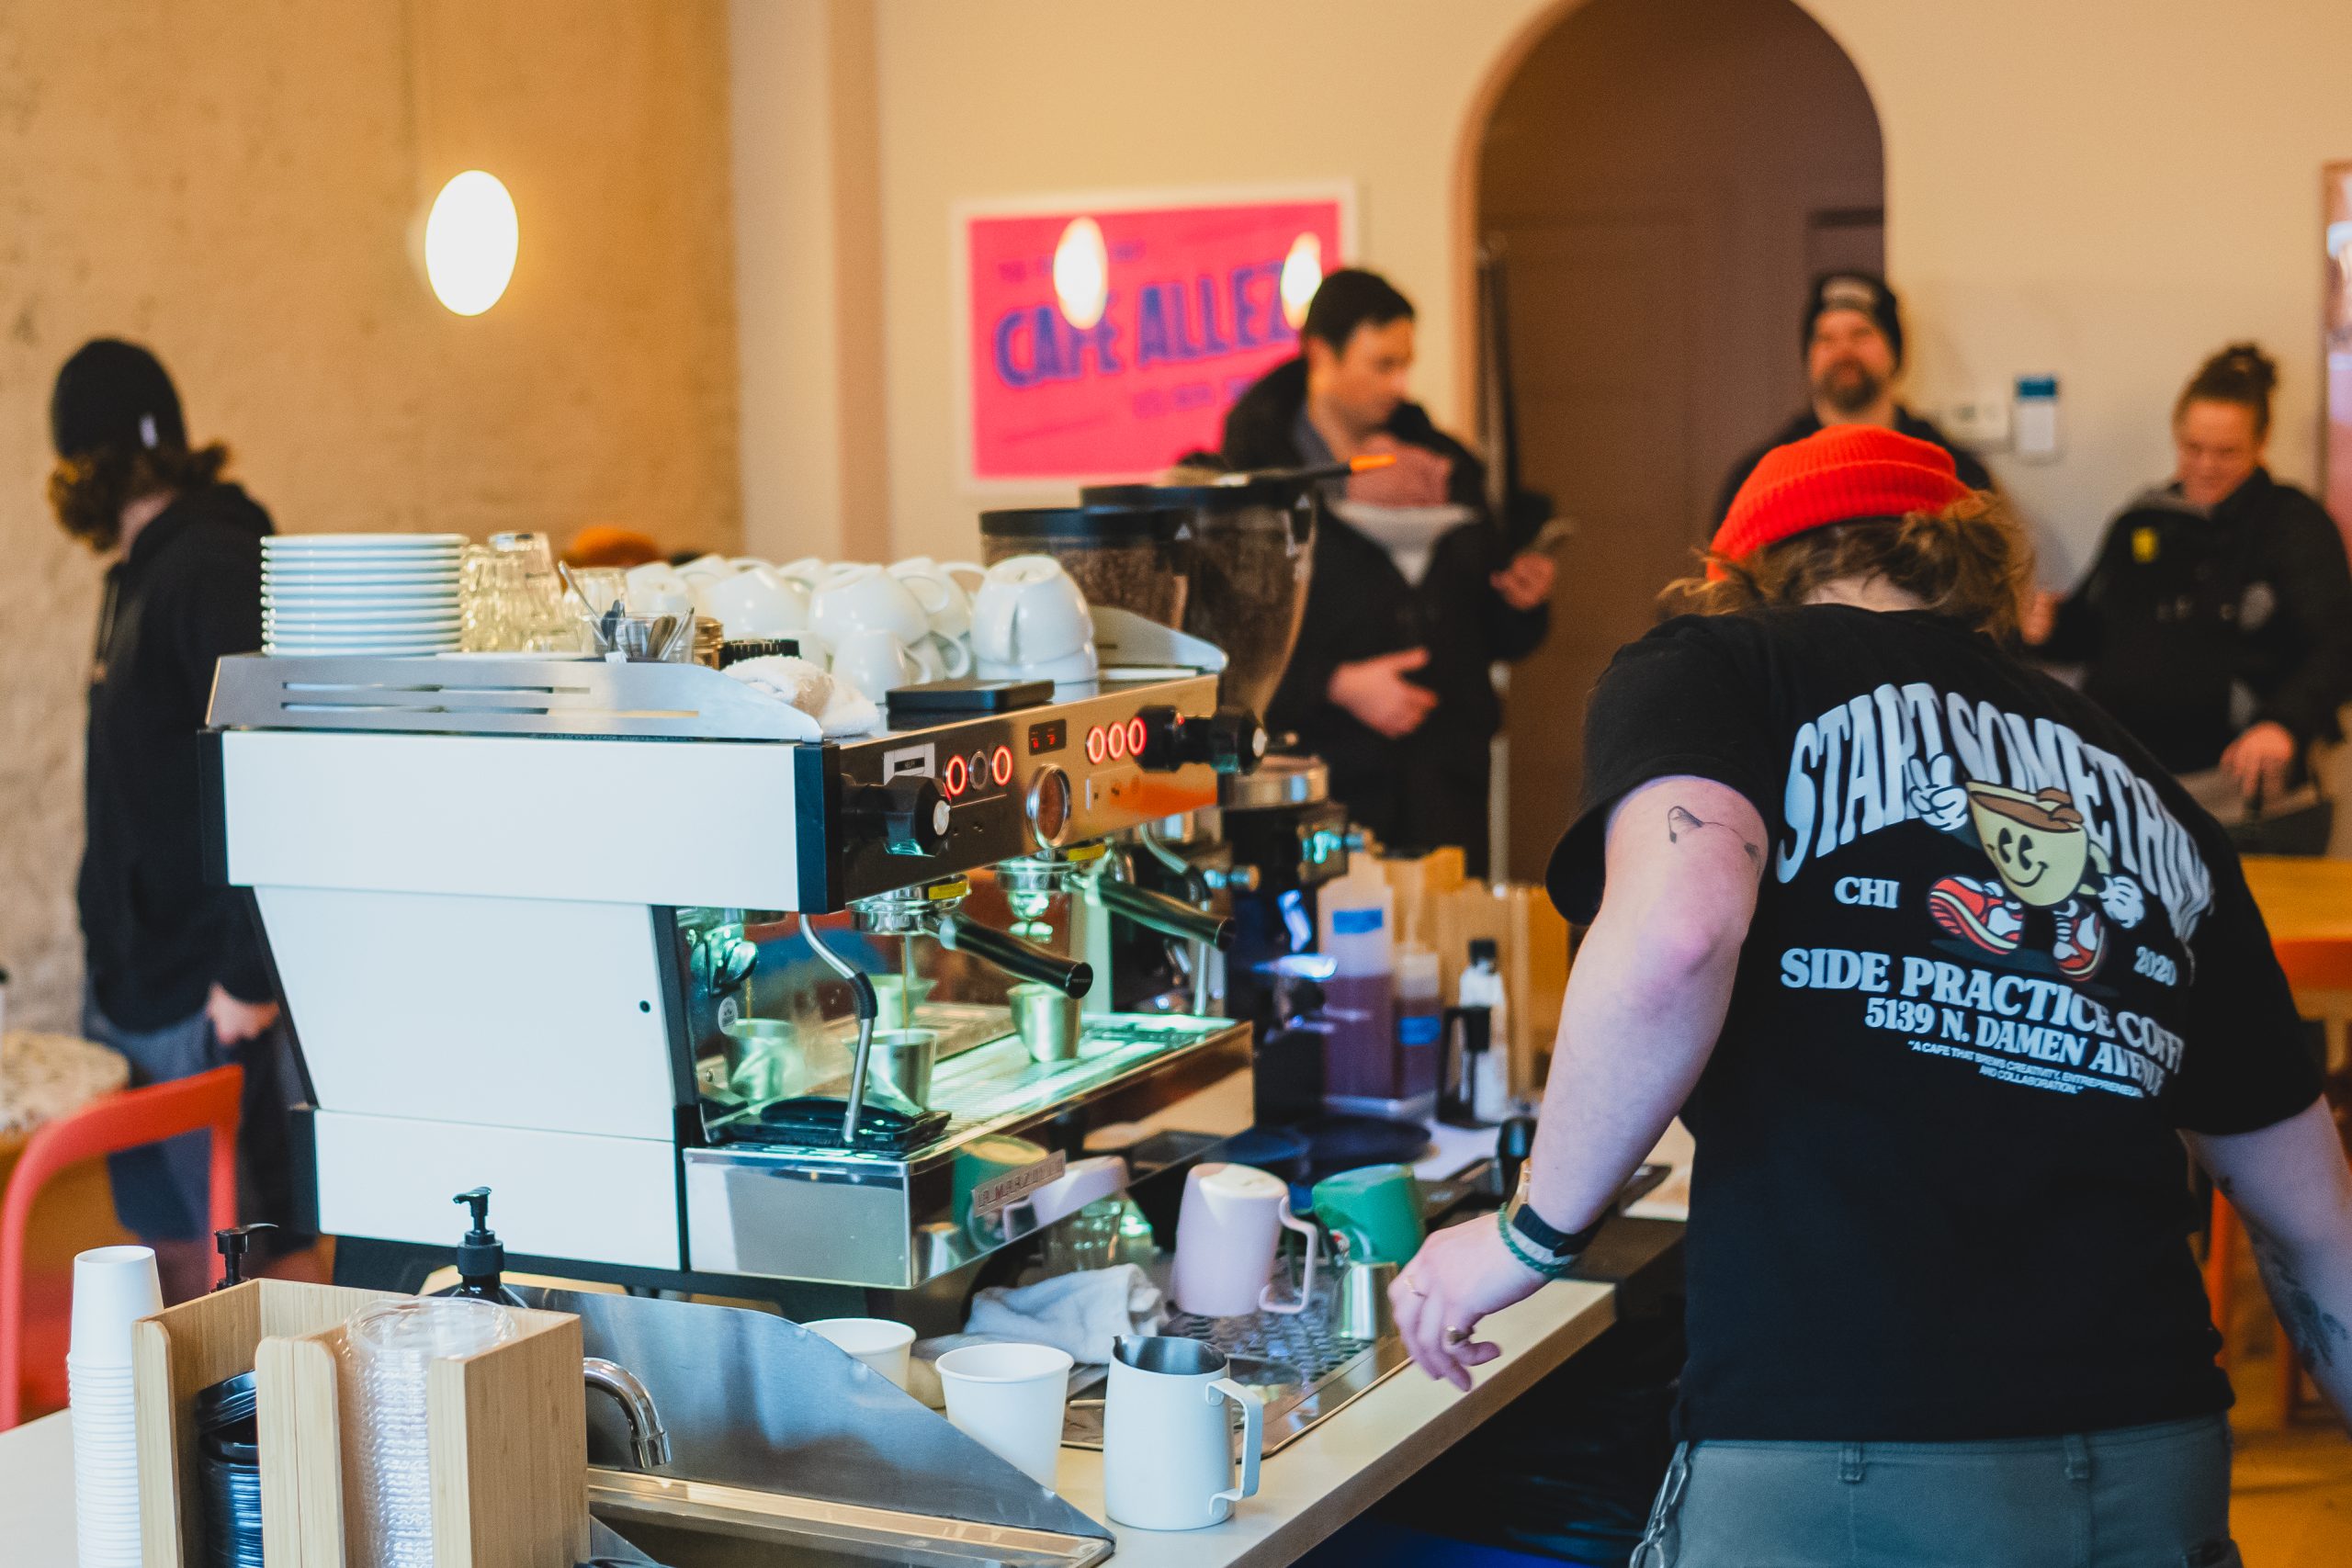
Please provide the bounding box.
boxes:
[801,919,879,1146]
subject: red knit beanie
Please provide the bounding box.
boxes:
[1710,425,1976,577]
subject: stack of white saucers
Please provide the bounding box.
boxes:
[262,534,466,657]
[70,1246,162,1568]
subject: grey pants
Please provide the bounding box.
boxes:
[1634,1415,2238,1568]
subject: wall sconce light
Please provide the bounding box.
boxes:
[424,171,519,316]
[1279,232,1323,332]
[1053,216,1110,332]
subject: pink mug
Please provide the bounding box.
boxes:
[1170,1163,1317,1317]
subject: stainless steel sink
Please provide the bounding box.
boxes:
[588,1471,1113,1568]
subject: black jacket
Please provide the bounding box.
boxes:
[1714,407,1994,523]
[82,483,276,1029]
[1220,357,1549,865]
[2041,468,2352,775]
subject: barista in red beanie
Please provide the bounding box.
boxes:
[1392,424,2352,1564]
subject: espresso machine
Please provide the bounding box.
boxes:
[203,613,1262,1304]
[1019,480,1359,1095]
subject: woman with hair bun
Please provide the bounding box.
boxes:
[2030,344,2352,852]
[1390,424,2352,1562]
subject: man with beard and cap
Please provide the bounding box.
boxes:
[51,339,311,1301]
[1712,271,1991,524]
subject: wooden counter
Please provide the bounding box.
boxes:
[1054,1279,1616,1568]
[0,1279,1616,1568]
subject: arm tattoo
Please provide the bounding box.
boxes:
[2222,1178,2351,1370]
[1666,805,1762,872]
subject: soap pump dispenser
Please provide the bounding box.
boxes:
[210,1222,277,1291]
[448,1187,526,1305]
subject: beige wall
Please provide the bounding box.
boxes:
[2,0,739,1032]
[865,0,1552,559]
[731,0,888,562]
[810,0,2352,581]
[1810,0,2352,581]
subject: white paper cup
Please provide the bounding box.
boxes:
[936,1342,1073,1486]
[69,1247,161,1369]
[805,1317,917,1390]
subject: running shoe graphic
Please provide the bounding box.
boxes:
[1926,874,2024,955]
[2052,905,2106,979]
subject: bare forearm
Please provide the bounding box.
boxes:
[1523,779,1761,1232]
[2193,1100,2352,1427]
[2246,1216,2352,1419]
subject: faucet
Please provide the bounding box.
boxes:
[583,1357,673,1470]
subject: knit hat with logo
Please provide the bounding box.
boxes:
[1710,424,1975,574]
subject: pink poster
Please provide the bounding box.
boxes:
[964,194,1349,481]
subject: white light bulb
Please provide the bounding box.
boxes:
[424,171,520,317]
[1053,216,1110,332]
[1279,232,1324,332]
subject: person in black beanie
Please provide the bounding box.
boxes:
[1712,270,1991,524]
[52,339,306,1300]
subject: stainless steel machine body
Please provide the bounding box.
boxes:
[205,633,1255,1292]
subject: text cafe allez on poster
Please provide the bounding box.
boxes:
[966,197,1346,479]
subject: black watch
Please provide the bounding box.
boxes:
[1505,1170,1608,1268]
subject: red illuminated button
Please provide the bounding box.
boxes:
[1085,726,1107,764]
[990,745,1014,786]
[1106,722,1128,760]
[1125,716,1148,758]
[943,754,969,796]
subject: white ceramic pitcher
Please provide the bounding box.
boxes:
[1170,1162,1318,1317]
[1103,1336,1263,1531]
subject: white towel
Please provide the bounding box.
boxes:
[723,655,884,736]
[965,1264,1164,1365]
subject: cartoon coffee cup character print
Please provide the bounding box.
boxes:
[1904,755,2146,980]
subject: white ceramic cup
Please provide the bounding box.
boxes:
[890,557,979,642]
[1102,1336,1263,1531]
[971,556,1092,668]
[777,556,831,588]
[804,1317,917,1390]
[69,1246,163,1368]
[813,562,932,646]
[914,633,975,682]
[1170,1163,1318,1318]
[936,1341,1074,1485]
[831,628,922,700]
[677,552,733,584]
[624,563,695,619]
[700,565,812,639]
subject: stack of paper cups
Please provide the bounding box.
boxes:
[69,1246,162,1568]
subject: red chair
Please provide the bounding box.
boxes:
[0,1065,243,1429]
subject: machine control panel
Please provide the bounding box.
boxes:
[822,673,1238,908]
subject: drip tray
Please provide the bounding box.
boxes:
[1061,1278,1409,1458]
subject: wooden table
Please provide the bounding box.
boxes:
[0,1031,128,1151]
[2242,856,2352,1071]
[2242,856,2352,945]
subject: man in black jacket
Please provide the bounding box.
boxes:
[52,340,298,1300]
[1221,269,1552,874]
[1713,271,1991,524]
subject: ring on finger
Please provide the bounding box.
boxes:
[1444,1325,1470,1347]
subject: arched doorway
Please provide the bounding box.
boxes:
[1476,0,1884,882]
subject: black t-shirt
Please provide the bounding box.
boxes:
[1547,605,2321,1443]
